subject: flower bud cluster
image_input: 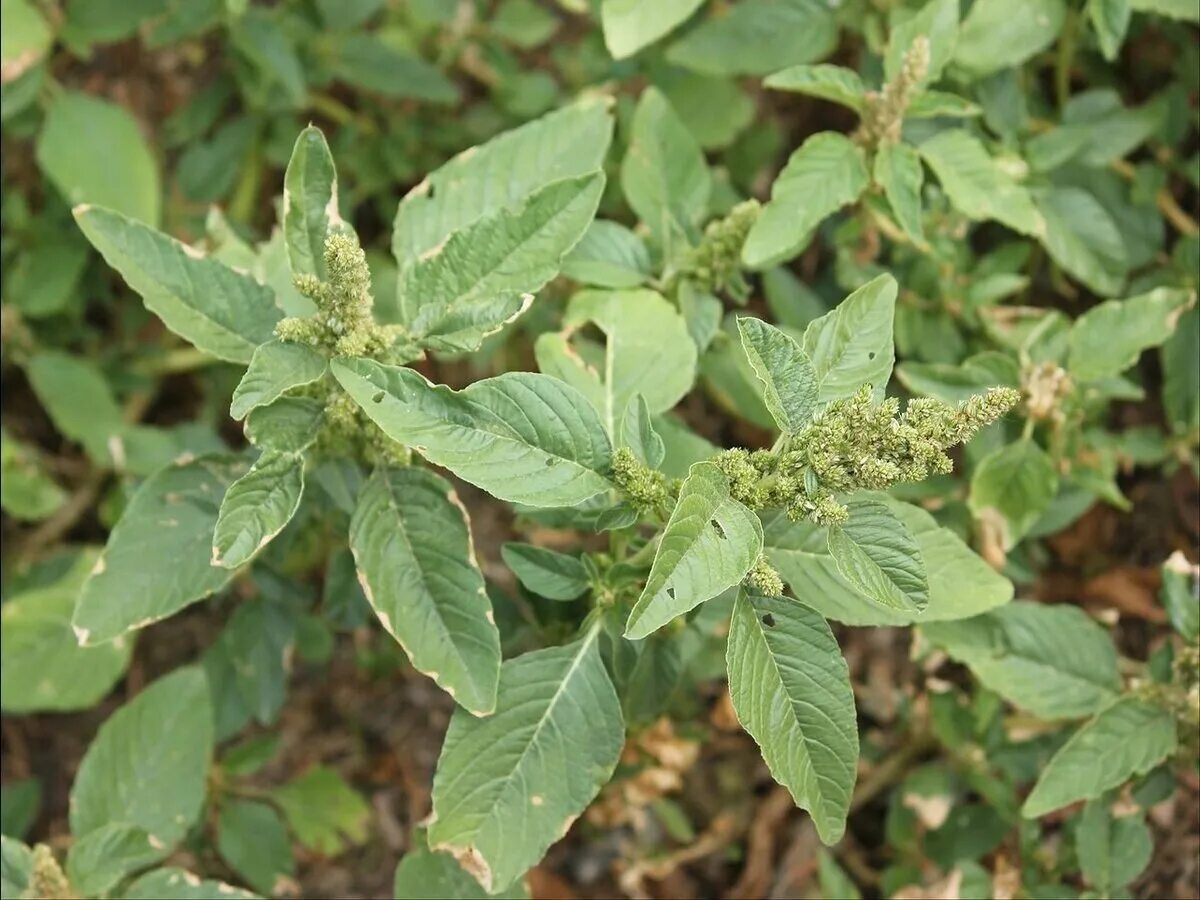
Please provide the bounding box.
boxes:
[315,390,410,469]
[611,447,672,516]
[744,553,784,597]
[275,233,401,358]
[679,200,761,299]
[715,385,1020,524]
[855,36,930,148]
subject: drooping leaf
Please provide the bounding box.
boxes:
[37,91,160,225]
[283,125,346,280]
[764,496,1012,626]
[917,130,1042,236]
[969,439,1058,549]
[535,289,697,435]
[827,499,929,612]
[624,462,763,640]
[332,358,613,508]
[428,627,624,893]
[763,65,866,112]
[802,274,897,403]
[727,591,858,844]
[600,0,704,58]
[70,667,213,849]
[620,88,711,248]
[349,467,501,715]
[665,0,838,76]
[743,132,869,269]
[1022,697,1178,817]
[212,450,306,569]
[922,602,1121,720]
[74,456,248,645]
[501,543,590,601]
[75,206,282,364]
[953,0,1067,77]
[397,173,605,352]
[1089,0,1132,60]
[874,141,925,243]
[230,340,328,420]
[735,316,819,434]
[1068,288,1195,382]
[392,99,613,266]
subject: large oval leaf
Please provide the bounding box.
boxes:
[727,591,858,844]
[801,274,897,403]
[332,358,613,507]
[350,467,501,715]
[428,627,623,893]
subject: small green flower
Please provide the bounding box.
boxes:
[745,554,784,597]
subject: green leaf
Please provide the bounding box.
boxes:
[70,667,213,848]
[827,499,929,613]
[802,274,897,403]
[1,0,51,81]
[217,801,294,895]
[1129,0,1199,19]
[665,0,838,76]
[328,33,458,104]
[394,829,530,900]
[75,206,282,364]
[24,352,124,467]
[1089,0,1131,60]
[600,0,704,58]
[283,126,346,280]
[1068,288,1195,382]
[37,91,160,225]
[922,602,1120,720]
[620,394,666,469]
[244,397,325,454]
[392,98,613,267]
[0,779,40,840]
[763,65,866,112]
[917,130,1042,236]
[1161,552,1199,642]
[743,132,869,269]
[350,467,501,715]
[66,822,167,898]
[968,439,1058,549]
[272,766,370,856]
[1034,187,1127,297]
[727,591,858,844]
[953,0,1067,77]
[123,868,258,899]
[501,543,590,601]
[874,141,925,243]
[624,462,763,640]
[1162,305,1200,436]
[885,0,959,85]
[428,627,623,893]
[764,496,1012,626]
[1,577,132,713]
[1,837,32,899]
[1022,697,1177,817]
[905,91,981,118]
[620,88,711,248]
[74,457,248,645]
[736,317,819,434]
[230,340,328,420]
[332,358,613,508]
[535,289,697,436]
[0,432,65,522]
[653,68,756,151]
[399,173,604,352]
[212,450,306,569]
[561,220,651,288]
[1076,802,1153,893]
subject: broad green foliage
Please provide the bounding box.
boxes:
[501,544,590,601]
[1022,697,1178,816]
[333,359,614,507]
[727,591,857,844]
[736,317,818,434]
[1076,801,1154,895]
[429,628,623,893]
[1067,288,1196,381]
[394,830,530,900]
[827,499,929,613]
[350,467,501,715]
[70,668,213,849]
[803,274,897,402]
[968,440,1059,549]
[212,450,306,569]
[75,457,248,645]
[600,0,704,59]
[283,126,344,281]
[624,463,762,640]
[230,340,328,420]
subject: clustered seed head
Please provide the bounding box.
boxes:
[316,390,410,469]
[679,200,762,300]
[275,232,402,358]
[27,844,73,900]
[712,385,1020,524]
[611,447,671,515]
[855,36,931,148]
[744,554,784,597]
